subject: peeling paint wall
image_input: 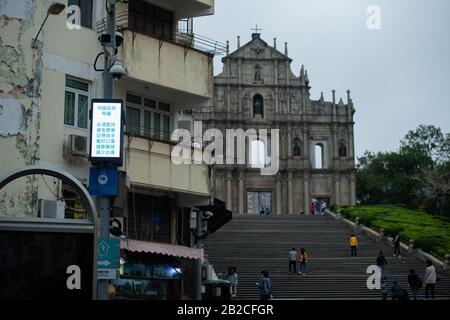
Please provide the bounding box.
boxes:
[0,0,42,217]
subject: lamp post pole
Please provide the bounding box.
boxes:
[196,211,203,300]
[97,0,117,301]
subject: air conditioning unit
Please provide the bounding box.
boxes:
[39,199,65,219]
[70,134,88,157]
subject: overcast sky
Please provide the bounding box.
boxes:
[195,0,450,159]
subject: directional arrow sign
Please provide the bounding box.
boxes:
[98,260,111,267]
[97,238,119,270]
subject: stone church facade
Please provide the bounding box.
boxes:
[193,33,356,214]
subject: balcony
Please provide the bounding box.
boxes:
[96,1,225,101]
[119,30,214,99]
[124,134,212,197]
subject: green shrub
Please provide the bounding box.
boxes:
[383,227,404,238]
[330,204,339,212]
[342,205,450,259]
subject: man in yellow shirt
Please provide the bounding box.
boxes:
[349,234,358,257]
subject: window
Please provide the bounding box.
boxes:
[128,0,174,41]
[293,138,301,156]
[68,0,93,29]
[64,77,90,129]
[125,93,171,141]
[250,139,265,168]
[314,143,324,169]
[253,94,264,117]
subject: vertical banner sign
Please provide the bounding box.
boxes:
[89,99,124,166]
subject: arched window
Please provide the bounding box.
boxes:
[250,139,265,168]
[293,138,301,156]
[314,143,324,169]
[253,94,264,117]
[339,139,347,157]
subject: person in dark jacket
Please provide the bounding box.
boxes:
[391,280,409,300]
[380,276,389,300]
[376,251,388,275]
[393,234,401,257]
[408,269,422,300]
[256,271,271,300]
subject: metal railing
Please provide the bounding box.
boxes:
[96,10,227,56]
[125,123,208,149]
[125,124,171,142]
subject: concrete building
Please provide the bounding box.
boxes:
[0,0,224,299]
[194,32,356,215]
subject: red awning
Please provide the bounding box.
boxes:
[120,239,203,260]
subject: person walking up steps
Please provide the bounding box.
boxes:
[424,260,437,299]
[408,269,422,300]
[349,234,358,257]
[380,276,389,300]
[257,271,271,300]
[393,233,401,257]
[298,248,308,276]
[376,251,388,275]
[288,248,297,273]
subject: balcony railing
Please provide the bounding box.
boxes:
[125,124,171,142]
[96,11,227,56]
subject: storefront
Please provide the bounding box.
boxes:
[112,239,203,300]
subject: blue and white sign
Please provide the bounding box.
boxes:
[97,237,120,280]
[89,99,123,166]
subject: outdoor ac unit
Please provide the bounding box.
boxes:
[39,199,65,219]
[70,134,88,157]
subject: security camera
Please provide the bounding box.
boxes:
[98,32,111,45]
[109,59,126,80]
[115,31,123,47]
[202,211,214,219]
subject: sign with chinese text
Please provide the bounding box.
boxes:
[89,99,123,166]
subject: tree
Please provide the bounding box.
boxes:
[400,125,450,164]
[357,124,450,217]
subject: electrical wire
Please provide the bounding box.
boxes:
[41,175,61,200]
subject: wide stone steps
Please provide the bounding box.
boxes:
[204,214,450,300]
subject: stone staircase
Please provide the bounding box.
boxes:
[204,214,450,299]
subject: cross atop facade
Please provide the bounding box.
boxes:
[251,25,262,33]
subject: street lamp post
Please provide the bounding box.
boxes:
[97,0,117,301]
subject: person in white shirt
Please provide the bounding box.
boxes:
[424,260,437,299]
[288,248,298,273]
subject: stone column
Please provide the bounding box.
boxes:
[288,171,293,215]
[303,174,310,214]
[303,125,309,162]
[333,125,338,159]
[275,88,279,114]
[226,170,232,211]
[238,170,244,214]
[348,125,355,159]
[226,85,231,113]
[334,175,340,206]
[276,174,282,215]
[238,59,242,113]
[350,172,356,205]
[287,124,292,158]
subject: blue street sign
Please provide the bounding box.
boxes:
[97,238,119,270]
[88,166,118,196]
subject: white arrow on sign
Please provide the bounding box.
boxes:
[98,260,111,267]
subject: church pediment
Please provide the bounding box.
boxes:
[226,33,292,62]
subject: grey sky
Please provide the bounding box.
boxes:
[195,0,450,159]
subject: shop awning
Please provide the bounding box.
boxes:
[120,239,203,260]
